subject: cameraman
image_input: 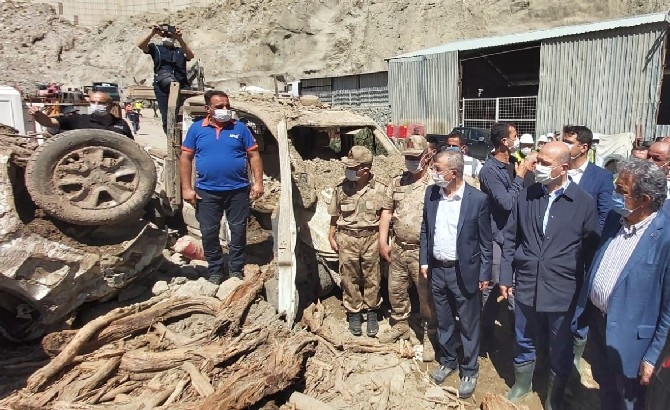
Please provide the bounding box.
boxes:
[137,24,195,134]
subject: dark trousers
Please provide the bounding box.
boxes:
[481,240,514,343]
[431,263,481,376]
[195,187,249,277]
[153,83,168,134]
[513,301,573,377]
[589,310,646,410]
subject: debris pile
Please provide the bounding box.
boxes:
[0,265,322,409]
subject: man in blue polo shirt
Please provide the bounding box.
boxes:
[180,90,264,284]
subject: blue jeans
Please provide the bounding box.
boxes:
[195,186,250,277]
[514,301,574,377]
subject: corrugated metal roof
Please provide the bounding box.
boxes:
[390,12,669,60]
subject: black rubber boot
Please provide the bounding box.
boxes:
[506,361,535,402]
[366,309,379,337]
[348,312,362,336]
[545,370,568,410]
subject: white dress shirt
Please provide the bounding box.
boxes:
[589,212,657,313]
[567,159,589,185]
[431,181,465,262]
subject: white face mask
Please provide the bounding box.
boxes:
[520,147,532,156]
[212,109,232,123]
[88,103,108,115]
[345,168,360,182]
[565,141,583,160]
[162,37,175,47]
[405,158,423,174]
[430,169,450,187]
[508,138,519,152]
[534,164,561,185]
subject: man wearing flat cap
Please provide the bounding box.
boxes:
[328,146,387,337]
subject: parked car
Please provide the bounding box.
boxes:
[427,127,492,161]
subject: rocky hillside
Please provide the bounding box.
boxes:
[1,0,669,93]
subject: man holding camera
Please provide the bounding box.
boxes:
[138,24,195,134]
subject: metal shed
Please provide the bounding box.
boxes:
[388,12,670,140]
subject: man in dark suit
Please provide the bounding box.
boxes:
[420,150,493,398]
[573,159,670,410]
[562,125,614,371]
[500,142,600,409]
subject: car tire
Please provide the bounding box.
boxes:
[25,129,157,226]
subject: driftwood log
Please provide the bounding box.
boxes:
[1,264,325,410]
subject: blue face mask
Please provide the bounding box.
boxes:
[612,192,638,217]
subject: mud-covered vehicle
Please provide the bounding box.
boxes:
[0,125,166,341]
[157,88,402,323]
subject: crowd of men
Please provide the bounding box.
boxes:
[328,124,670,409]
[23,24,670,406]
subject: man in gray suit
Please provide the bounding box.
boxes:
[420,150,493,398]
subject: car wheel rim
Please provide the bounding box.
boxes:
[53,146,140,210]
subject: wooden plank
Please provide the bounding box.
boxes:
[165,81,181,211]
[275,118,298,326]
[182,362,214,397]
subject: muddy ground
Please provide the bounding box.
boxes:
[0,209,601,409]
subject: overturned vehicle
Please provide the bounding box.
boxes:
[155,89,403,323]
[0,127,167,341]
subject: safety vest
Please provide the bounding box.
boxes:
[588,149,596,164]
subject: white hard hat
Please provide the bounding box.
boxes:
[546,132,555,139]
[519,134,534,144]
[537,134,548,143]
[592,133,601,141]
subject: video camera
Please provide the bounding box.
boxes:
[156,23,176,38]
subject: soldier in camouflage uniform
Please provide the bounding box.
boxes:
[328,146,386,337]
[378,135,438,361]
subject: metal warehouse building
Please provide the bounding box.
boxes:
[387,12,670,140]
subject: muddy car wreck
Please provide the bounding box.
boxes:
[159,90,404,323]
[0,127,167,341]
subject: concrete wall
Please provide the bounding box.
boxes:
[36,0,217,26]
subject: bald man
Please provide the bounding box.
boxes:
[501,141,600,408]
[647,141,670,199]
[29,91,134,139]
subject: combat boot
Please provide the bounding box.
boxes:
[366,309,379,337]
[378,320,410,344]
[347,312,362,336]
[545,370,568,410]
[422,324,437,362]
[506,361,535,402]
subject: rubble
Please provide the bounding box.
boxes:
[174,277,219,298]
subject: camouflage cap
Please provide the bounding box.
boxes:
[342,145,373,167]
[401,135,428,156]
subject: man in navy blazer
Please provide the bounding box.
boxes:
[500,142,600,409]
[562,125,614,371]
[420,150,493,398]
[573,159,670,410]
[563,125,614,229]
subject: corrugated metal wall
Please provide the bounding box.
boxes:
[537,24,666,140]
[388,51,459,134]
